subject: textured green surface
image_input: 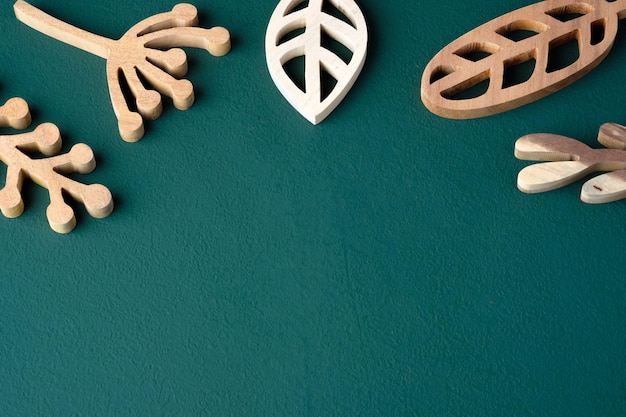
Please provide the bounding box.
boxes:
[1,0,625,415]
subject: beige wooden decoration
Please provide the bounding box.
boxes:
[0,97,31,130]
[265,0,368,124]
[515,123,626,204]
[421,0,626,119]
[0,98,113,233]
[14,1,231,142]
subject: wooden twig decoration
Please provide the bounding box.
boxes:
[14,1,231,142]
[0,98,113,233]
[516,123,626,204]
[422,0,626,119]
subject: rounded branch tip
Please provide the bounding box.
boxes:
[118,113,145,143]
[159,48,188,77]
[1,97,31,129]
[172,3,199,22]
[172,79,195,110]
[46,202,76,234]
[33,122,62,155]
[68,143,96,173]
[136,90,163,121]
[206,27,231,56]
[84,184,114,218]
[0,188,25,219]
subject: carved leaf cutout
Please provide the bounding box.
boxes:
[421,0,623,119]
[265,0,368,124]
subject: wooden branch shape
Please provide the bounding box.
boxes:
[515,123,626,204]
[421,0,626,119]
[265,0,368,124]
[14,1,231,142]
[0,98,113,233]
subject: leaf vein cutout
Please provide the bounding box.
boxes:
[266,0,368,124]
[14,1,231,142]
[0,98,113,233]
[421,0,626,119]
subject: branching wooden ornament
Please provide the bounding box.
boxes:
[515,123,626,204]
[421,0,626,119]
[14,1,231,142]
[0,98,113,233]
[265,0,368,124]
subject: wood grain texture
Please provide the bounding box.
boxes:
[421,0,626,119]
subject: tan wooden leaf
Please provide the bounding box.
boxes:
[421,0,626,119]
[265,0,368,124]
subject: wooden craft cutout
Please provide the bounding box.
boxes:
[265,0,368,124]
[421,0,626,119]
[0,98,113,233]
[14,1,231,142]
[515,122,626,204]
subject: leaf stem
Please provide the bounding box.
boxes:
[14,0,115,59]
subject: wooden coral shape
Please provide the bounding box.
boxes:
[421,0,626,119]
[265,0,368,124]
[0,98,113,233]
[515,123,626,204]
[14,1,231,142]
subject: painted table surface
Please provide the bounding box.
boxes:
[1,0,625,416]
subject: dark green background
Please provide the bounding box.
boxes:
[1,0,625,415]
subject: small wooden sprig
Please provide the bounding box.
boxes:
[515,123,626,204]
[14,1,231,142]
[0,98,113,233]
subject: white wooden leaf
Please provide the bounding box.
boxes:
[265,0,368,124]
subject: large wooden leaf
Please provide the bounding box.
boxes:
[265,0,368,124]
[421,0,624,119]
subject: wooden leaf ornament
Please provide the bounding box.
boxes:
[14,1,231,142]
[515,123,626,204]
[0,98,113,233]
[265,0,368,124]
[421,0,626,119]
